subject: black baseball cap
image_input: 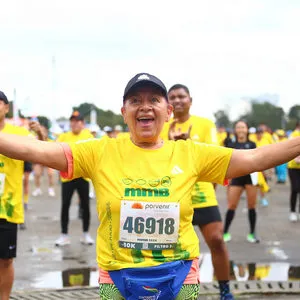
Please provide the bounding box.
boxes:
[69,111,84,121]
[0,91,8,104]
[123,73,168,101]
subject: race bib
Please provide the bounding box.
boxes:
[0,173,6,195]
[119,200,180,250]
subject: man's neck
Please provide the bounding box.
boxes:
[72,130,82,135]
[173,114,190,124]
[0,120,6,131]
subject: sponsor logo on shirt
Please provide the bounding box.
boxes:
[122,177,172,187]
[124,188,169,197]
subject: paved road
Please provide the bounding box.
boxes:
[11,175,300,299]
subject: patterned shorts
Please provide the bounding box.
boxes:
[99,283,200,300]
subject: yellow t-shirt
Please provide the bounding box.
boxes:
[254,137,272,148]
[250,132,274,145]
[63,137,232,270]
[57,129,94,182]
[217,131,227,146]
[161,116,219,208]
[288,130,300,169]
[0,123,31,223]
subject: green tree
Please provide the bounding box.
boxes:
[72,103,125,129]
[214,110,231,128]
[238,101,285,130]
[286,119,298,131]
[288,105,300,121]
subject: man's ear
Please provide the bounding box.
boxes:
[121,106,127,124]
[166,104,173,122]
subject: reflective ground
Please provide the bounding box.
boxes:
[12,176,300,299]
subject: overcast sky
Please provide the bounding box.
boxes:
[1,0,300,122]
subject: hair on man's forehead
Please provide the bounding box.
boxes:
[168,84,190,96]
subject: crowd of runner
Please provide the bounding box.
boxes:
[0,74,299,300]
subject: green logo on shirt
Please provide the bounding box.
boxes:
[124,188,169,197]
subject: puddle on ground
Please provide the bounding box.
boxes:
[33,267,98,289]
[32,254,300,289]
[200,253,298,282]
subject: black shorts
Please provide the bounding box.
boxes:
[0,219,17,259]
[24,161,33,173]
[192,206,222,226]
[230,175,253,187]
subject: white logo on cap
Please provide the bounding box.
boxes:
[137,74,150,81]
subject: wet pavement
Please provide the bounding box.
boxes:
[11,175,300,299]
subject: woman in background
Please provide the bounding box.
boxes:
[223,120,259,243]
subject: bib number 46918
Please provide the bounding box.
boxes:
[119,200,180,250]
[123,216,175,235]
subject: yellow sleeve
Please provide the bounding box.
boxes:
[192,141,233,184]
[68,138,105,179]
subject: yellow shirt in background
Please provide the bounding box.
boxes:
[64,138,232,270]
[250,132,274,144]
[217,131,227,146]
[254,137,272,148]
[288,130,300,169]
[0,123,31,223]
[57,129,93,182]
[161,116,219,208]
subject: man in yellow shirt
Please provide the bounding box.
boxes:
[55,111,94,246]
[161,84,233,299]
[251,123,274,145]
[0,91,45,300]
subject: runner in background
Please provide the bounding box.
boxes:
[21,162,32,229]
[55,111,94,246]
[89,124,101,138]
[114,124,123,137]
[254,128,272,207]
[0,91,44,299]
[223,120,260,244]
[32,124,56,197]
[103,126,114,138]
[20,119,46,230]
[287,121,300,222]
[274,129,288,184]
[161,84,233,300]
